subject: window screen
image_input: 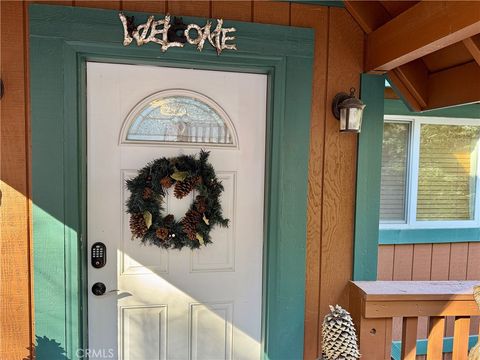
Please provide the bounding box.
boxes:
[417,124,480,221]
[380,122,410,222]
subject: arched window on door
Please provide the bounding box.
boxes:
[120,89,238,147]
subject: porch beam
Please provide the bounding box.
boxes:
[428,61,480,110]
[366,1,480,72]
[344,1,390,34]
[463,35,480,66]
[344,1,429,111]
[387,60,428,112]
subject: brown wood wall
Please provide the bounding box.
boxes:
[0,1,363,359]
[378,243,480,281]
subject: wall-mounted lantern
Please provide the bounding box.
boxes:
[332,88,365,133]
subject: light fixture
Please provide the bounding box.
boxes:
[332,87,365,133]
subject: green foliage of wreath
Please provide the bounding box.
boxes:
[126,150,229,249]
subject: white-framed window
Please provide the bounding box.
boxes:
[380,115,480,229]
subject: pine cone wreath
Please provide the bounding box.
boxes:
[181,209,202,240]
[174,176,201,199]
[143,187,153,200]
[155,227,169,240]
[322,305,361,360]
[130,213,148,238]
[160,176,174,189]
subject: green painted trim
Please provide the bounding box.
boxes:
[385,99,480,118]
[391,335,478,359]
[353,74,386,281]
[31,36,69,356]
[379,228,480,245]
[30,4,313,360]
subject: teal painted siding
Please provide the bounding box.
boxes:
[353,74,386,281]
[30,5,313,360]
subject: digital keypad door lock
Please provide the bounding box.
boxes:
[91,242,106,268]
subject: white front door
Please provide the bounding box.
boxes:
[87,62,267,360]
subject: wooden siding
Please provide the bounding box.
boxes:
[0,2,33,360]
[0,1,364,359]
[378,243,480,359]
[378,243,480,281]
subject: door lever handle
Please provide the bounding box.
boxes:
[92,283,131,296]
[107,289,133,297]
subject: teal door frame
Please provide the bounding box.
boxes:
[30,5,313,360]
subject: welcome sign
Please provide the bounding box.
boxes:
[119,13,237,55]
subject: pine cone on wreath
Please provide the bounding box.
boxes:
[164,214,175,225]
[130,213,148,238]
[181,209,202,240]
[174,176,201,199]
[322,305,361,360]
[160,176,174,189]
[156,227,169,240]
[195,196,207,213]
[143,187,153,200]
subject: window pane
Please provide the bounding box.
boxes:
[126,95,234,144]
[380,122,410,222]
[417,124,480,221]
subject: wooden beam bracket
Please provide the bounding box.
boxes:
[366,2,480,71]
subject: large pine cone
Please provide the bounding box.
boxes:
[473,285,480,310]
[469,286,480,359]
[130,213,148,238]
[322,305,360,360]
[174,176,201,199]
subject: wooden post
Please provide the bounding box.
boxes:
[427,317,445,360]
[401,317,418,360]
[349,283,392,359]
[452,316,470,360]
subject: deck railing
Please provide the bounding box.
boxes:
[349,281,480,360]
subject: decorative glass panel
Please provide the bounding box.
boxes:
[417,124,480,221]
[125,93,235,145]
[380,122,410,222]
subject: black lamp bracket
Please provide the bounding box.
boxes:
[332,92,350,120]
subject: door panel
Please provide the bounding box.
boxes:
[87,62,267,360]
[120,305,168,360]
